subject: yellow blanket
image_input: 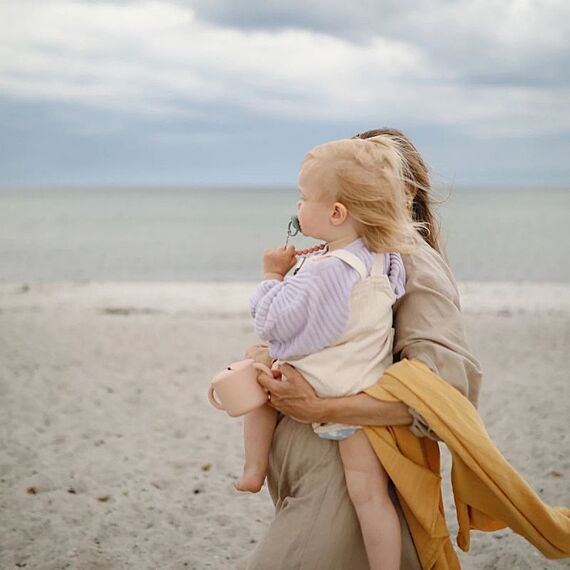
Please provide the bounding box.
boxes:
[363,359,570,570]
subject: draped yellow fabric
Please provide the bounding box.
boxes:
[363,359,570,570]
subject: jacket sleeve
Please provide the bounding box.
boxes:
[394,241,483,408]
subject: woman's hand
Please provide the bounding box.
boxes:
[257,363,414,427]
[256,363,326,423]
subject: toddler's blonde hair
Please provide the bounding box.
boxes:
[303,136,423,254]
[353,128,440,253]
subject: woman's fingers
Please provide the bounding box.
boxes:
[279,363,304,384]
[256,369,282,392]
[277,363,319,400]
[258,364,321,422]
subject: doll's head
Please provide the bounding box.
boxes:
[297,136,422,253]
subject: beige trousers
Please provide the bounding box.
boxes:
[243,416,423,570]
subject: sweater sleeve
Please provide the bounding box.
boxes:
[249,257,361,360]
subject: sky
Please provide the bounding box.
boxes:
[0,0,569,187]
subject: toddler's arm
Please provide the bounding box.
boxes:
[250,256,360,360]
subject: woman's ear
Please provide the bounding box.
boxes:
[330,202,348,226]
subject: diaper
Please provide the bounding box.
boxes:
[312,422,360,441]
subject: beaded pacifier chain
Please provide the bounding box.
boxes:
[285,216,328,274]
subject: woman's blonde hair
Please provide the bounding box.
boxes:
[353,127,440,253]
[303,136,423,254]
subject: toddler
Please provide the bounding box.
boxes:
[237,136,420,570]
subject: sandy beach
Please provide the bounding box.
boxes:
[0,281,569,570]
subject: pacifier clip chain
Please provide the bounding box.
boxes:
[285,215,328,274]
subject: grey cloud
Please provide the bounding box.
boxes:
[184,0,410,37]
[178,0,570,88]
[78,0,570,88]
[97,0,432,39]
[3,1,568,139]
[2,1,569,185]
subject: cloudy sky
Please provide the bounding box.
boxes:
[1,0,569,186]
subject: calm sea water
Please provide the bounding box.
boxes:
[0,187,568,283]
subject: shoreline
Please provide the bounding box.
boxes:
[2,280,570,314]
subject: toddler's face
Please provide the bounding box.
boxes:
[297,159,337,241]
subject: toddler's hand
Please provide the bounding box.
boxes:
[263,245,297,279]
[245,344,274,369]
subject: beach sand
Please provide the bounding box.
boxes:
[0,282,569,570]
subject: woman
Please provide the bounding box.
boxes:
[242,128,483,570]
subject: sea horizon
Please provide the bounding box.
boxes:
[1,185,569,284]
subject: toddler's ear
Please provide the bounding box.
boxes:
[331,202,348,225]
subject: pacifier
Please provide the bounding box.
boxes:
[285,215,302,247]
[284,215,328,275]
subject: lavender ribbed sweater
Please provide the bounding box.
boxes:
[249,238,406,360]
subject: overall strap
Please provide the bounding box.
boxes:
[370,253,388,278]
[323,249,368,280]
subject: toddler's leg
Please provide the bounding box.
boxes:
[235,404,278,493]
[338,430,401,570]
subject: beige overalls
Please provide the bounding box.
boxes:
[276,248,397,439]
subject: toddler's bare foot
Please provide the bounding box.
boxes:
[234,466,266,493]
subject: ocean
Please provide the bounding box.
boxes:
[0,186,568,283]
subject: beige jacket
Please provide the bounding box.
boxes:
[395,240,482,407]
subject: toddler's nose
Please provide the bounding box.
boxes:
[296,200,302,210]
